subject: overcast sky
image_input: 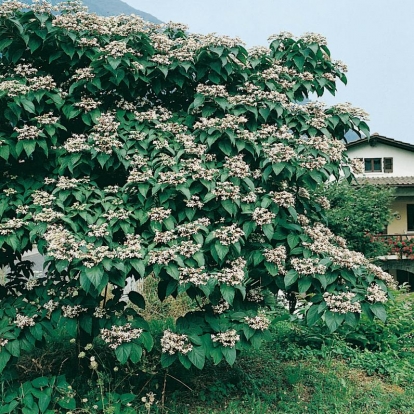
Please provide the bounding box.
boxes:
[124,0,414,144]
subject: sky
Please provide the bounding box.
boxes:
[124,0,414,144]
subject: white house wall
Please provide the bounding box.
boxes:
[347,141,414,177]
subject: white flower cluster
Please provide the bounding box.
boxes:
[90,112,122,154]
[32,190,55,206]
[214,224,245,245]
[244,315,271,330]
[33,208,64,222]
[290,258,327,275]
[179,267,210,286]
[62,305,87,318]
[127,169,153,183]
[100,40,136,58]
[14,314,37,328]
[154,218,210,246]
[271,191,295,208]
[211,329,240,348]
[223,154,250,178]
[100,324,143,349]
[87,223,109,238]
[323,291,362,314]
[193,114,248,131]
[63,134,90,152]
[212,181,240,201]
[350,158,364,175]
[43,300,59,313]
[161,329,193,355]
[55,176,89,189]
[263,143,296,164]
[185,195,204,209]
[102,209,130,221]
[365,264,396,289]
[216,257,246,286]
[196,84,229,97]
[149,240,201,265]
[157,171,187,185]
[331,102,370,121]
[117,234,143,260]
[149,207,172,222]
[0,218,24,235]
[366,284,388,303]
[0,338,8,347]
[25,278,40,291]
[212,299,230,314]
[264,246,287,268]
[134,106,173,123]
[72,67,95,81]
[14,125,41,140]
[316,196,330,210]
[35,112,59,125]
[74,97,101,112]
[246,288,264,303]
[252,207,275,226]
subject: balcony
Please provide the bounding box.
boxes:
[372,234,414,260]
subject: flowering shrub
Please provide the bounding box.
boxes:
[382,236,414,259]
[0,1,395,401]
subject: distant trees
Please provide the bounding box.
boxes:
[319,181,395,258]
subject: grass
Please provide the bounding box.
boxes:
[2,290,414,413]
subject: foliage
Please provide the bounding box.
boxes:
[381,236,414,259]
[317,180,395,258]
[0,1,398,408]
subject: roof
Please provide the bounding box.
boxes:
[353,176,414,187]
[346,134,414,152]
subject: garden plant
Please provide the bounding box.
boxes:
[0,0,397,411]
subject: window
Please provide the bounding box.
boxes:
[364,158,382,172]
[407,205,414,231]
[363,157,393,173]
[384,157,393,173]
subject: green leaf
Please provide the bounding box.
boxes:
[293,55,305,71]
[0,145,10,161]
[193,94,205,108]
[187,346,205,370]
[129,344,142,363]
[128,291,145,309]
[298,277,312,294]
[5,340,20,357]
[324,310,344,333]
[31,377,49,388]
[58,397,76,410]
[0,350,11,373]
[20,99,36,114]
[84,266,104,289]
[370,303,387,322]
[284,270,298,288]
[215,242,229,261]
[161,352,177,368]
[220,284,235,305]
[222,346,236,366]
[306,305,322,327]
[287,233,299,249]
[262,224,274,241]
[115,343,132,364]
[38,392,51,413]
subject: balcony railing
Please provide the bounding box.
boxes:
[372,234,414,259]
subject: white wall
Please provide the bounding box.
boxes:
[348,141,414,177]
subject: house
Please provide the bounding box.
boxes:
[346,134,414,287]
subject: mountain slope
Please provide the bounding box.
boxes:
[81,0,162,23]
[26,0,162,23]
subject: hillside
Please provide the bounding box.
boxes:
[26,0,162,23]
